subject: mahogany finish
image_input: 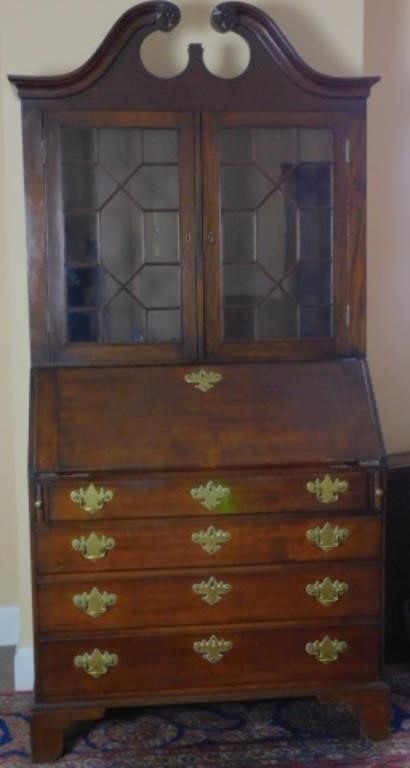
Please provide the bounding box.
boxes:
[9,1,387,761]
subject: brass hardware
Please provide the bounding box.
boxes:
[306,474,349,504]
[305,635,348,664]
[305,577,349,607]
[72,587,117,618]
[190,481,231,511]
[72,532,116,560]
[306,522,349,551]
[34,500,43,508]
[70,483,114,515]
[74,648,119,678]
[185,232,192,242]
[192,576,232,606]
[184,369,222,393]
[193,635,233,663]
[207,232,215,244]
[191,525,232,555]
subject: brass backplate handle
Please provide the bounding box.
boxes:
[190,481,231,511]
[191,525,232,555]
[306,522,349,551]
[70,483,114,514]
[305,577,349,607]
[72,587,117,617]
[193,635,233,663]
[192,576,232,606]
[306,474,349,504]
[72,532,116,560]
[305,635,348,664]
[74,648,118,678]
[184,369,222,392]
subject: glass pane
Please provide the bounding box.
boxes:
[220,129,254,162]
[147,310,181,342]
[300,306,332,338]
[102,292,144,343]
[223,212,255,264]
[224,308,255,340]
[257,292,297,339]
[144,212,179,263]
[131,265,180,309]
[61,125,183,346]
[222,166,272,210]
[63,165,117,209]
[299,129,333,162]
[61,128,97,164]
[126,166,179,210]
[100,192,143,281]
[143,130,178,163]
[254,129,298,181]
[299,209,332,261]
[257,193,297,279]
[66,267,117,308]
[282,262,331,306]
[99,128,142,182]
[67,312,98,342]
[223,264,273,307]
[64,213,98,264]
[286,164,332,208]
[219,126,335,342]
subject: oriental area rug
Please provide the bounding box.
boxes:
[2,669,410,767]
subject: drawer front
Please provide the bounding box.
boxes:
[37,624,380,700]
[37,564,381,632]
[35,515,382,574]
[44,468,370,521]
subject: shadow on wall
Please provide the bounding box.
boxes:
[141,2,357,80]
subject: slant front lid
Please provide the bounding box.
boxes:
[32,360,382,472]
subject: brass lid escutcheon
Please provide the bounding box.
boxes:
[70,484,114,514]
[305,577,349,607]
[305,635,348,664]
[191,525,232,555]
[306,474,349,504]
[184,369,222,392]
[71,532,116,560]
[306,522,349,551]
[72,587,117,618]
[190,481,231,511]
[192,576,232,606]
[193,635,233,663]
[74,648,118,678]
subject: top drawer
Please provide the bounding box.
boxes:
[40,468,376,522]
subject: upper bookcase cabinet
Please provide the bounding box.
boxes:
[10,1,379,366]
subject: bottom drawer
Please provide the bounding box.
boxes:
[37,623,380,700]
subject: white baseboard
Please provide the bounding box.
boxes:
[0,606,20,646]
[14,646,34,691]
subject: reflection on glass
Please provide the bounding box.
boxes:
[64,213,98,263]
[144,212,179,263]
[299,209,331,262]
[61,125,181,345]
[67,313,98,343]
[299,306,331,338]
[257,293,297,339]
[257,192,296,280]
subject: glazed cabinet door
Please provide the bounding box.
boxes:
[45,111,197,364]
[203,112,350,361]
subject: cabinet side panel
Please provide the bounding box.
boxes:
[22,108,48,364]
[31,369,59,472]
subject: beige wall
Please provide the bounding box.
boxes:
[0,1,367,647]
[365,0,410,454]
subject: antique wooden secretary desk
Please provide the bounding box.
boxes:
[10,1,389,761]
